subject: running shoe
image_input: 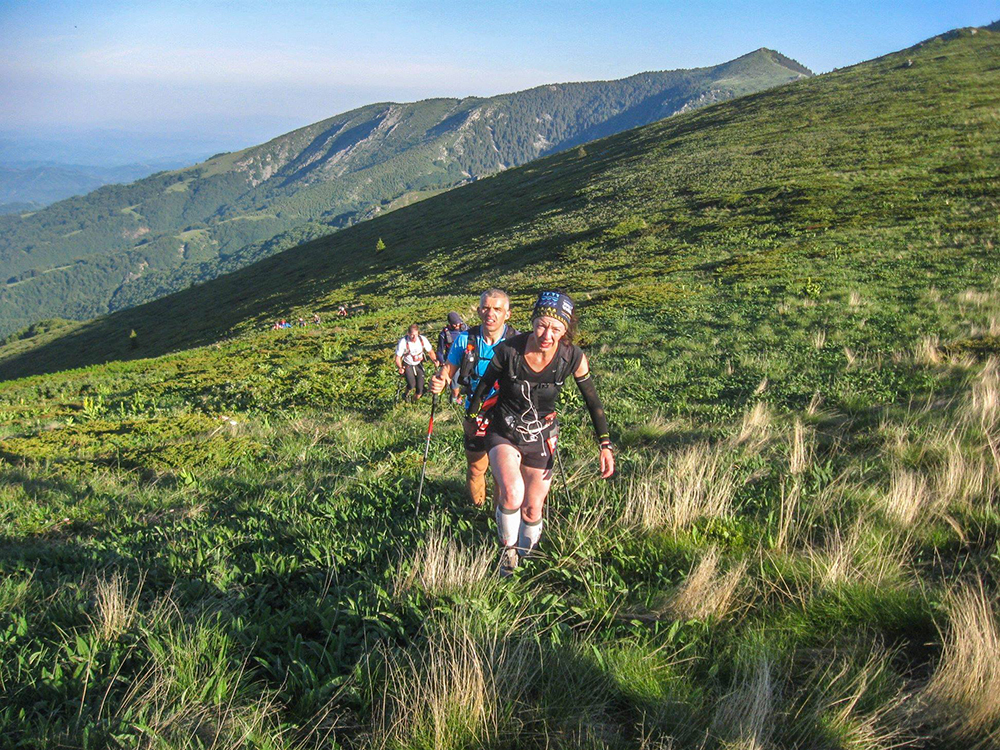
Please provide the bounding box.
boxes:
[499,546,519,578]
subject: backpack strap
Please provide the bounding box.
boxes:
[508,339,576,388]
[457,325,482,389]
[552,344,577,386]
[459,324,516,390]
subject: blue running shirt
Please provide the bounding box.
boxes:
[446,324,512,408]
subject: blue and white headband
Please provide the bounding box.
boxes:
[532,291,575,329]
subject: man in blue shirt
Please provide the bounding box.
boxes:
[430,289,516,506]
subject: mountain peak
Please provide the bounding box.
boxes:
[714,48,814,80]
[754,47,814,76]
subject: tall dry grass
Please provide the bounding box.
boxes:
[920,578,1000,746]
[736,402,772,451]
[875,357,1000,526]
[808,523,906,590]
[914,335,942,366]
[370,617,537,750]
[666,546,748,622]
[788,420,811,477]
[125,688,284,750]
[547,500,621,566]
[936,435,992,509]
[788,647,909,750]
[775,479,802,551]
[711,653,774,750]
[844,346,858,368]
[117,615,286,750]
[622,444,739,533]
[966,357,1000,433]
[92,571,144,641]
[958,288,993,307]
[881,450,986,532]
[882,469,931,527]
[394,526,497,599]
[806,392,825,417]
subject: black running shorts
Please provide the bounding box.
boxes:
[486,429,556,471]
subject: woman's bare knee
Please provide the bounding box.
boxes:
[519,465,551,523]
[490,445,524,511]
[521,505,543,523]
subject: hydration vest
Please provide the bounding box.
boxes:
[457,324,518,393]
[504,340,578,392]
[496,338,579,446]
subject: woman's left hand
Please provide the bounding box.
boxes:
[600,447,615,478]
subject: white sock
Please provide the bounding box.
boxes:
[496,506,521,548]
[518,517,543,557]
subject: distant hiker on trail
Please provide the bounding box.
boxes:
[437,312,469,404]
[338,305,348,317]
[395,324,439,402]
[298,317,306,327]
[312,313,321,325]
[429,289,517,507]
[465,291,614,576]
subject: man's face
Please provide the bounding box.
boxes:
[478,296,511,333]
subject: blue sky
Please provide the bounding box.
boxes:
[1,0,997,160]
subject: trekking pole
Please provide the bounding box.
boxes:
[553,447,572,519]
[415,394,438,515]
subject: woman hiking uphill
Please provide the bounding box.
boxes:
[466,291,614,576]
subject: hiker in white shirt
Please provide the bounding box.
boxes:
[394,324,440,402]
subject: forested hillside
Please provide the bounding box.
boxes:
[0,49,809,337]
[1,26,998,749]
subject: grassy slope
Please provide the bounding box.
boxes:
[0,51,807,337]
[1,27,999,749]
[0,29,981,383]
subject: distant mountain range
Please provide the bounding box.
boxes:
[0,161,191,211]
[0,48,811,337]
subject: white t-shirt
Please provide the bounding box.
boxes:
[396,334,433,366]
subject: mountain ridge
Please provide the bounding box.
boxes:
[0,49,810,337]
[0,26,993,383]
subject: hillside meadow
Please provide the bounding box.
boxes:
[0,50,807,339]
[1,26,999,749]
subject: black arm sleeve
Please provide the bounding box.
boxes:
[575,373,611,445]
[466,356,503,418]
